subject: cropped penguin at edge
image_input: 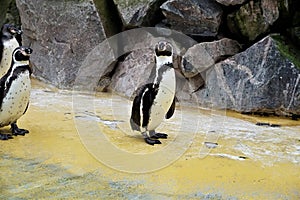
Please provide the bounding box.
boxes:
[130,41,176,145]
[0,46,32,140]
[0,24,23,77]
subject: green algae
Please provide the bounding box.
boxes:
[272,34,300,69]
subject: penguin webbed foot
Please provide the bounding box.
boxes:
[149,131,168,139]
[144,137,162,145]
[151,133,168,139]
[0,133,13,140]
[11,123,29,136]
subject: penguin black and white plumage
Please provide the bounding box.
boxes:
[0,46,32,140]
[130,41,176,145]
[0,24,23,78]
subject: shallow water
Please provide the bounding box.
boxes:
[0,80,299,199]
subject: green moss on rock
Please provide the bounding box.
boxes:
[272,34,300,69]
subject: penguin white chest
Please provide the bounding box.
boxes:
[0,39,19,77]
[147,68,176,130]
[0,72,31,127]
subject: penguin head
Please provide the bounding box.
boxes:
[154,41,173,66]
[1,24,23,38]
[13,46,33,62]
[155,41,173,57]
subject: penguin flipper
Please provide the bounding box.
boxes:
[0,75,6,109]
[130,86,144,131]
[23,102,29,115]
[130,84,150,131]
[165,97,176,119]
[130,83,156,131]
[0,39,3,63]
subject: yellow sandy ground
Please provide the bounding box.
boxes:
[0,80,299,199]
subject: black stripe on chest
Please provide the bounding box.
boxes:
[149,62,173,84]
[0,65,31,108]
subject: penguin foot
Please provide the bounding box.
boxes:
[151,133,168,139]
[144,138,162,145]
[11,123,29,136]
[0,133,13,140]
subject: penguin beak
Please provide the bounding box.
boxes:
[9,27,23,35]
[21,47,33,56]
[17,29,23,35]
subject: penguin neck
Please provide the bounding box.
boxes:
[156,56,172,67]
[13,60,29,68]
[7,60,30,79]
[153,55,174,86]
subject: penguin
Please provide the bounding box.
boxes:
[0,46,32,140]
[0,24,23,78]
[130,41,176,145]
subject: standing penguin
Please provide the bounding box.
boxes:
[0,24,23,78]
[130,41,176,145]
[0,46,32,140]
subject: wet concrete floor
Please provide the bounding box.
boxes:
[1,80,300,199]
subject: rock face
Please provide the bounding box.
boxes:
[16,0,106,89]
[196,35,300,116]
[109,48,155,98]
[227,0,280,41]
[113,0,165,27]
[7,0,300,116]
[227,0,300,41]
[160,0,223,37]
[181,38,241,78]
[215,0,247,6]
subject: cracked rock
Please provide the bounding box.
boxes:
[196,35,300,116]
[16,0,106,89]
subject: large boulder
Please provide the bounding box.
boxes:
[227,0,282,41]
[196,35,300,116]
[181,38,241,78]
[109,48,155,98]
[16,0,107,89]
[113,0,165,27]
[160,0,223,37]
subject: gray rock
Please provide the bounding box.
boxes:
[109,48,155,98]
[181,38,241,78]
[74,40,117,91]
[196,35,300,116]
[113,0,165,27]
[160,0,223,37]
[215,0,247,6]
[227,0,280,41]
[16,0,106,89]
